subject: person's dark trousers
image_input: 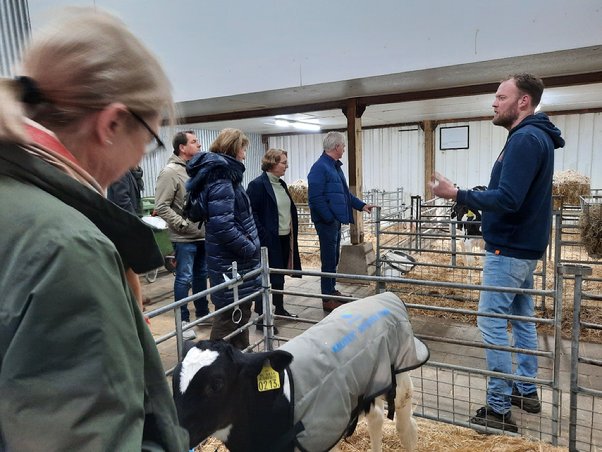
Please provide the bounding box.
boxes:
[314,220,341,296]
[210,302,252,350]
[173,241,209,322]
[256,234,291,315]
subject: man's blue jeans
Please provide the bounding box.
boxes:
[314,220,341,295]
[173,241,208,322]
[478,251,539,414]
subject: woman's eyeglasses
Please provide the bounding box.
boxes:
[128,109,165,154]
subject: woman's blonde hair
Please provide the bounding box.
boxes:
[0,7,173,143]
[261,148,287,172]
[209,128,249,158]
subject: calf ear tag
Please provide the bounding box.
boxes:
[257,364,280,392]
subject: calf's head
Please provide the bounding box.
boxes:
[450,185,487,229]
[172,340,293,448]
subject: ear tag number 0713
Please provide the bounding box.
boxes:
[257,364,280,392]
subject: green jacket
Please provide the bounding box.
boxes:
[0,144,188,451]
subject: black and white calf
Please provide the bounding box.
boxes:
[173,292,429,452]
[450,185,487,266]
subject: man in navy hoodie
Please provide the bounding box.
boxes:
[430,74,565,433]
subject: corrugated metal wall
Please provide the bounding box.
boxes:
[140,127,264,197]
[267,133,336,183]
[0,0,30,77]
[551,112,602,184]
[435,112,601,191]
[268,126,423,204]
[141,111,599,200]
[362,126,423,195]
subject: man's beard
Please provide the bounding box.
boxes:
[492,106,519,129]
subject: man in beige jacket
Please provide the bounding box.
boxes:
[155,131,208,340]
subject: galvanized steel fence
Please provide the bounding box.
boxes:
[148,199,601,450]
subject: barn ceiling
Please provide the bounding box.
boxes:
[177,46,602,135]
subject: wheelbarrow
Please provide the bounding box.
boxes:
[141,215,176,283]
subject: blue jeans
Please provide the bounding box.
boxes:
[314,220,341,295]
[173,241,208,322]
[478,252,538,414]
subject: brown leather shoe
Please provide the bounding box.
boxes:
[322,298,344,312]
[331,290,351,302]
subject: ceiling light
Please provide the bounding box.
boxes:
[274,118,321,131]
[291,121,320,131]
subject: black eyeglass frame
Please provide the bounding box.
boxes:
[128,109,165,152]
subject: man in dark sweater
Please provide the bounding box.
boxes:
[430,73,565,433]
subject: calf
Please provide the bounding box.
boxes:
[173,292,429,452]
[450,185,487,266]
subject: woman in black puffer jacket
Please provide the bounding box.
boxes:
[186,128,260,349]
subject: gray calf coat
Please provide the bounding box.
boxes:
[280,292,429,451]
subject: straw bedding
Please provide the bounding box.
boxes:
[196,417,567,451]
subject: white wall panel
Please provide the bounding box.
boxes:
[142,112,602,201]
[435,113,602,191]
[362,126,423,200]
[268,133,347,185]
[0,0,30,77]
[268,126,423,204]
[140,127,263,198]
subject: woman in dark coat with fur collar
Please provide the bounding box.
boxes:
[186,128,260,349]
[247,149,302,325]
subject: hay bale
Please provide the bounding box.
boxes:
[580,197,602,259]
[552,170,590,209]
[289,179,308,204]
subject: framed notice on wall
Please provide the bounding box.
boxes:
[440,125,469,150]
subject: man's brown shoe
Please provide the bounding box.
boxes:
[322,298,344,312]
[331,290,352,302]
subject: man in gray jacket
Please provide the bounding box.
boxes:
[155,131,208,339]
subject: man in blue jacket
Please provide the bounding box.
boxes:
[308,131,374,312]
[431,74,565,433]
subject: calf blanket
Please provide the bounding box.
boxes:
[280,291,429,452]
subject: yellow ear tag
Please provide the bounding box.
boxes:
[257,364,281,392]
[467,210,476,218]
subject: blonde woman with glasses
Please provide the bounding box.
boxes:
[0,8,188,450]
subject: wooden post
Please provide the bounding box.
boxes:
[344,99,365,245]
[261,135,269,153]
[423,120,435,199]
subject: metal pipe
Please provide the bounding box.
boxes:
[562,264,593,451]
[260,247,275,350]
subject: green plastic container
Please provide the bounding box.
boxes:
[141,196,155,216]
[141,215,173,257]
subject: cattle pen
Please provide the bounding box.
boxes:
[143,197,602,452]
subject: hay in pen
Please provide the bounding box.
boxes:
[580,196,602,259]
[196,417,567,451]
[552,169,590,209]
[288,179,308,204]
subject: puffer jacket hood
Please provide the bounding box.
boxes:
[187,152,244,194]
